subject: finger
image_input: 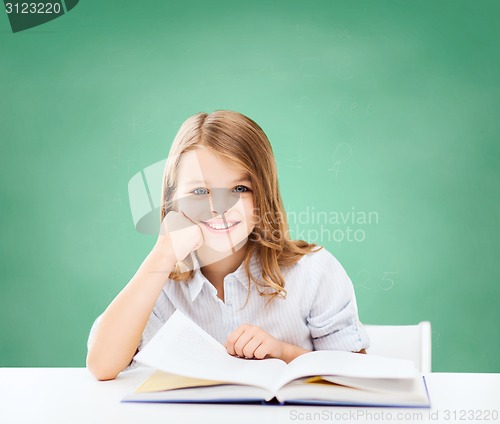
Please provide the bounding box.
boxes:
[225,327,247,356]
[233,330,256,358]
[242,337,263,359]
[254,342,270,360]
[193,224,205,250]
[180,211,197,226]
[177,211,205,250]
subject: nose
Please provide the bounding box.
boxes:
[209,188,240,216]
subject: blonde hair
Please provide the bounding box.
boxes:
[160,110,323,303]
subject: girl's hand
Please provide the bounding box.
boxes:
[154,211,204,263]
[224,324,285,360]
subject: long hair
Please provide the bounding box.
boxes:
[160,110,323,302]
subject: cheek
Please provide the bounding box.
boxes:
[241,197,256,227]
[176,196,212,222]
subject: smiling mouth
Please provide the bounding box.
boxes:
[202,220,240,230]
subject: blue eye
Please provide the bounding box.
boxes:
[233,185,251,193]
[191,187,209,195]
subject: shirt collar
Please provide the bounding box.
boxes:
[187,250,262,302]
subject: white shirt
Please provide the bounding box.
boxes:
[87,247,370,370]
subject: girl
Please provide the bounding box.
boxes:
[86,111,369,381]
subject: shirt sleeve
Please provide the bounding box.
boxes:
[86,306,165,372]
[306,250,370,352]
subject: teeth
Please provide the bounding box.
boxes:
[206,222,237,230]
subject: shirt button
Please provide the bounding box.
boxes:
[226,300,232,306]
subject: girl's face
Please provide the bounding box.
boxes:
[173,146,256,253]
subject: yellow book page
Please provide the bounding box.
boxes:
[136,370,228,393]
[304,376,332,385]
[303,376,346,386]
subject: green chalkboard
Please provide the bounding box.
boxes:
[0,0,498,372]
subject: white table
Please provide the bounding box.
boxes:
[0,368,498,424]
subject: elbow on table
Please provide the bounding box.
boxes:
[86,362,119,381]
[86,353,121,381]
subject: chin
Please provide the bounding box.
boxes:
[203,234,249,253]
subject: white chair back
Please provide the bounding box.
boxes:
[364,321,432,373]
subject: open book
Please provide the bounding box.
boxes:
[122,311,430,407]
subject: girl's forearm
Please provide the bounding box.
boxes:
[280,342,311,363]
[86,244,176,381]
[280,345,367,363]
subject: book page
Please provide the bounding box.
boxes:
[135,370,227,393]
[320,375,426,399]
[134,310,287,391]
[123,383,273,403]
[277,350,419,389]
[276,376,429,407]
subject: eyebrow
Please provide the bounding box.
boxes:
[186,177,252,185]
